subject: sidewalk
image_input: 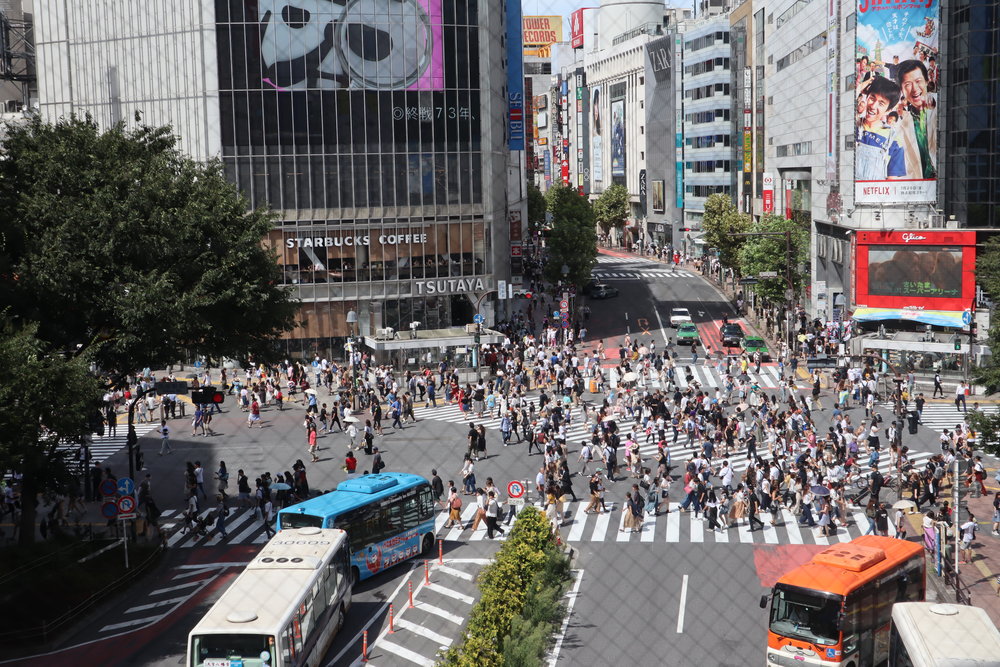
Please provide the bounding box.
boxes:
[956,484,1000,623]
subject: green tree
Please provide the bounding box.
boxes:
[966,409,1000,457]
[0,116,300,543]
[543,185,597,286]
[973,237,1000,393]
[0,322,103,544]
[736,213,810,303]
[592,183,630,236]
[526,182,547,234]
[701,193,751,268]
[0,116,299,387]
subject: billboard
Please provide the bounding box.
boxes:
[854,0,939,204]
[610,98,625,178]
[651,180,665,213]
[854,230,975,313]
[507,0,524,150]
[216,0,481,210]
[570,9,585,49]
[522,15,563,46]
[591,86,603,186]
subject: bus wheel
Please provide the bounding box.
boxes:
[351,566,361,588]
[334,602,346,635]
[422,533,434,556]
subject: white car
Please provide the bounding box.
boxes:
[668,307,692,327]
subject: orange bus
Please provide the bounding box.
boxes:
[760,536,925,667]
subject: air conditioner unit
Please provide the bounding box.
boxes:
[930,214,944,228]
[465,324,479,334]
[377,327,395,339]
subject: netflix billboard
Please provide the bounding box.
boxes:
[854,230,976,312]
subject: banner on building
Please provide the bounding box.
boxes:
[591,86,603,186]
[854,0,939,204]
[570,9,585,49]
[639,170,647,215]
[652,180,665,213]
[610,98,625,178]
[523,15,563,46]
[507,0,524,150]
[762,173,774,213]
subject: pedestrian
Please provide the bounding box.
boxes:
[194,461,207,500]
[431,469,445,508]
[746,488,765,531]
[157,419,172,456]
[485,491,505,539]
[959,512,977,563]
[214,461,229,497]
[261,491,275,538]
[308,424,319,463]
[445,486,462,529]
[895,506,909,540]
[214,493,229,539]
[248,398,262,428]
[236,470,251,508]
[371,447,386,474]
[875,502,889,537]
[955,382,968,412]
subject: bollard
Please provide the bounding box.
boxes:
[408,580,415,608]
[424,559,430,585]
[438,538,444,564]
[388,603,395,633]
[362,629,368,662]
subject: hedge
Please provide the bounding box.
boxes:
[438,506,572,667]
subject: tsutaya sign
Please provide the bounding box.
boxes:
[415,277,490,295]
[286,234,429,248]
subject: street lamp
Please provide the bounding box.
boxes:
[346,310,358,411]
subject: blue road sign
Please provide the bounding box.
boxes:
[473,314,485,324]
[117,477,135,497]
[552,311,561,318]
[101,501,118,519]
[963,310,973,326]
[561,321,570,329]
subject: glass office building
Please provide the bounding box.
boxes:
[34,0,512,358]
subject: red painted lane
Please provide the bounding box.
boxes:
[695,318,727,355]
[753,544,827,588]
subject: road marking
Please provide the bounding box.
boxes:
[150,580,203,595]
[738,519,755,543]
[429,584,474,605]
[676,574,689,634]
[125,596,189,613]
[546,570,584,667]
[436,564,474,581]
[714,521,729,542]
[394,617,453,647]
[811,526,830,545]
[172,567,216,580]
[665,504,679,542]
[417,601,464,625]
[591,506,612,541]
[641,515,656,542]
[651,302,670,347]
[762,513,780,544]
[689,511,703,543]
[567,505,589,542]
[99,615,163,633]
[233,513,267,543]
[781,510,803,545]
[377,638,436,666]
[616,511,632,541]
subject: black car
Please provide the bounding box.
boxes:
[720,323,745,347]
[591,283,619,299]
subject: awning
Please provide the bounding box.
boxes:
[851,307,966,328]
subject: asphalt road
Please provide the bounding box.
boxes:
[5,252,962,667]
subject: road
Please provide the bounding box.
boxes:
[4,251,961,667]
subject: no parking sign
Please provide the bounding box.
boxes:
[507,480,526,506]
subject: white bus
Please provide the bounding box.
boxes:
[187,527,352,667]
[889,602,1000,667]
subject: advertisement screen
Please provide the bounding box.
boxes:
[652,180,665,213]
[610,98,625,177]
[867,246,962,298]
[591,86,603,185]
[854,0,939,204]
[215,0,481,210]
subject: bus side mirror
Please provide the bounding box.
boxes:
[760,594,769,609]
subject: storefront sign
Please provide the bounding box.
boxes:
[522,16,563,46]
[415,277,490,296]
[285,234,428,248]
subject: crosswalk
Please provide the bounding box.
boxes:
[431,498,899,546]
[57,422,161,465]
[593,269,692,280]
[902,402,999,441]
[596,255,649,265]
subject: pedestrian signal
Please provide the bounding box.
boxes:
[191,389,225,404]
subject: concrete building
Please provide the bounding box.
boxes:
[679,12,733,242]
[32,0,515,360]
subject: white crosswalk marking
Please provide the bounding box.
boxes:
[592,269,692,280]
[895,403,1000,442]
[58,421,161,465]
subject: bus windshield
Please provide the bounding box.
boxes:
[770,586,842,646]
[278,512,324,529]
[190,633,274,667]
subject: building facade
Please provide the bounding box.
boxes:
[33,0,513,359]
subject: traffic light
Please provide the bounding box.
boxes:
[954,339,962,351]
[191,388,225,405]
[513,291,533,299]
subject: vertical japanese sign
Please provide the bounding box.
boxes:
[826,0,838,180]
[507,0,525,150]
[854,0,939,203]
[762,173,774,213]
[591,86,603,187]
[743,67,752,174]
[571,8,585,49]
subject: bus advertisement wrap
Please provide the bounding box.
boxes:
[854,0,939,204]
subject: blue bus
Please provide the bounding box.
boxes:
[276,473,437,582]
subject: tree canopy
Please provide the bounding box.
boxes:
[736,213,811,303]
[542,185,597,286]
[526,182,547,234]
[973,237,1000,392]
[592,184,630,235]
[701,193,751,268]
[0,116,299,386]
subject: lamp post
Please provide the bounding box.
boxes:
[346,310,358,412]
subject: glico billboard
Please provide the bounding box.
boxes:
[854,230,976,317]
